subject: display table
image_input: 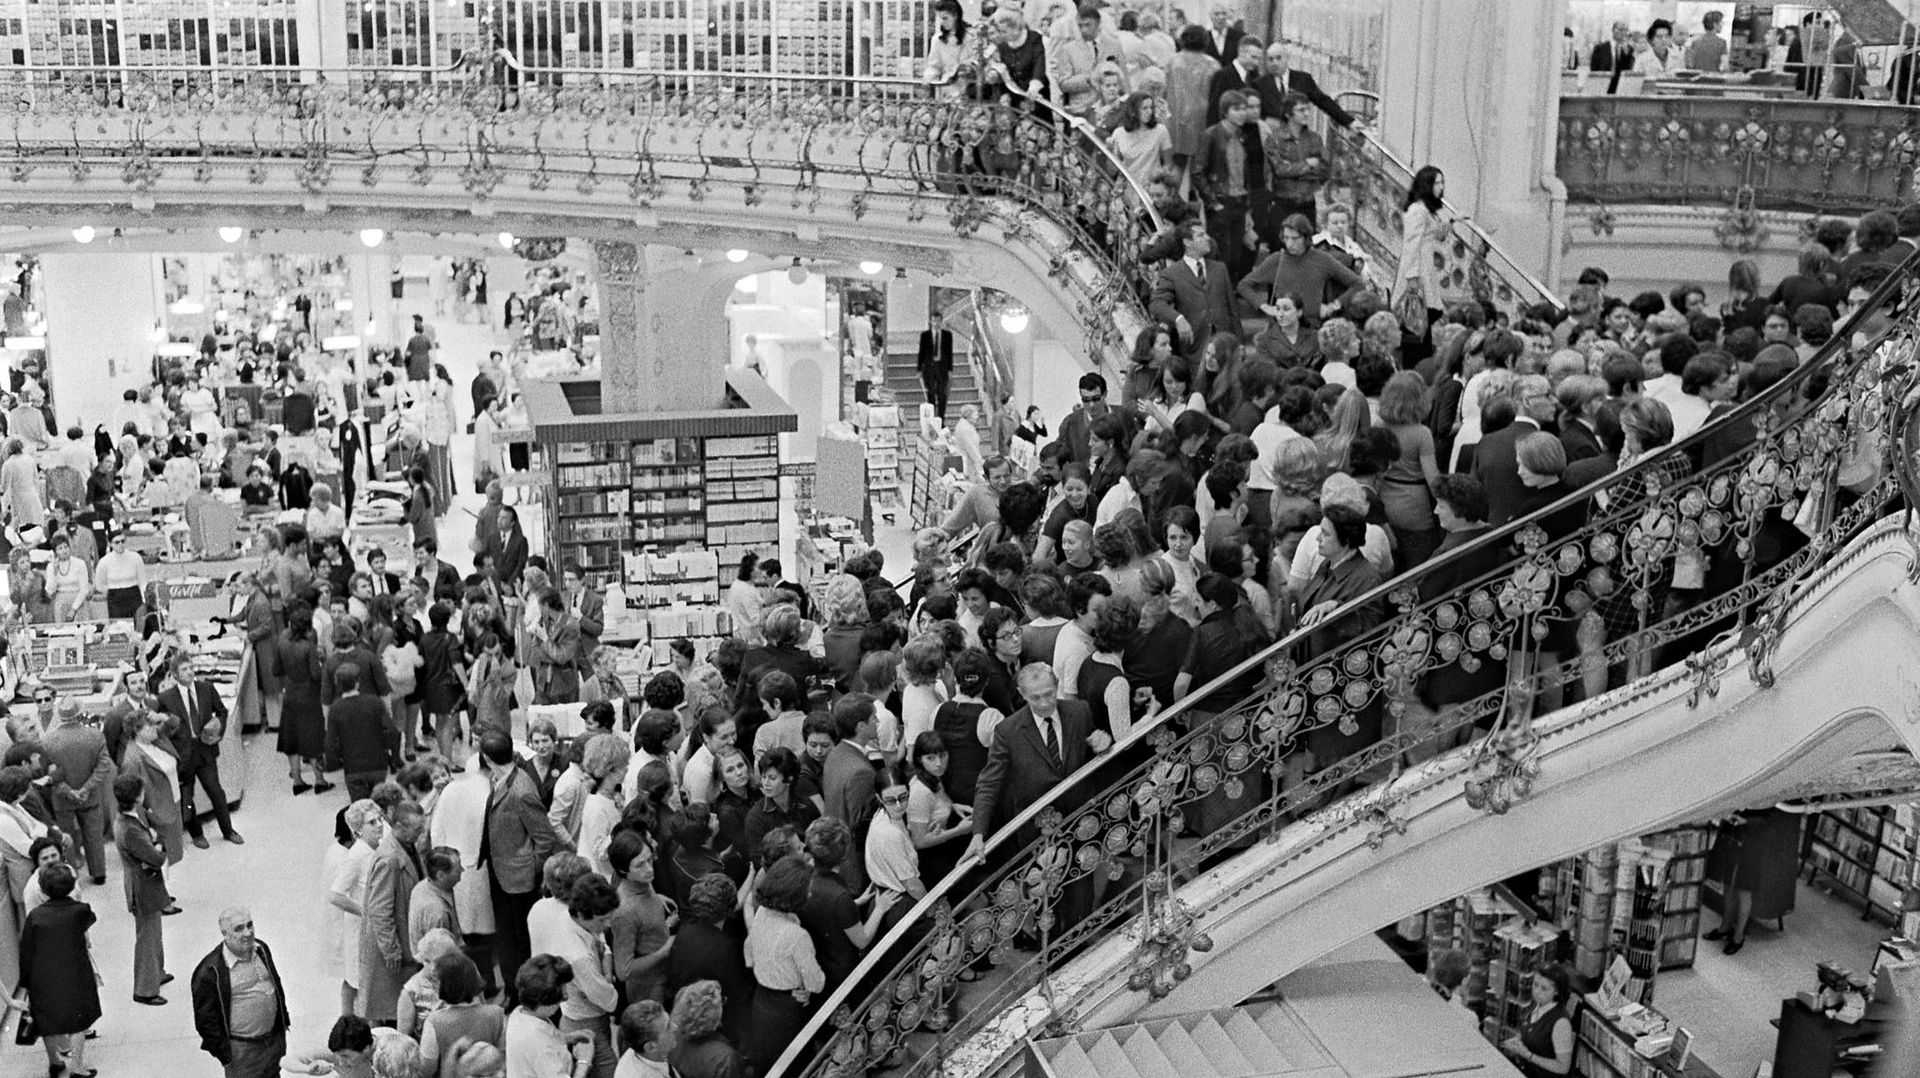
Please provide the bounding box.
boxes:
[1770,997,1896,1078]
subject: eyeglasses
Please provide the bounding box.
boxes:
[881,793,910,806]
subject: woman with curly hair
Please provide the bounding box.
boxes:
[743,856,825,1073]
[819,574,869,692]
[668,980,745,1078]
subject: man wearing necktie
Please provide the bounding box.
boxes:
[1588,21,1637,94]
[966,664,1113,937]
[159,654,244,851]
[1148,221,1240,360]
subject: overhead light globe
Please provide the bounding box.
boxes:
[218,226,244,244]
[359,228,386,248]
[726,249,750,263]
[1000,307,1031,334]
[497,231,515,250]
[859,260,884,276]
[786,258,807,285]
[71,226,96,244]
[735,275,759,295]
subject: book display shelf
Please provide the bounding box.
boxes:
[527,370,797,657]
[1806,804,1916,923]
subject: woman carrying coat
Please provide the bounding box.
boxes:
[1163,26,1221,168]
[120,712,185,869]
[113,772,173,1005]
[15,860,101,1077]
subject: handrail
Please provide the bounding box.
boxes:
[1332,124,1565,318]
[767,253,1918,1078]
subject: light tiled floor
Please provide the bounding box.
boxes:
[1656,879,1893,1078]
[3,289,512,1075]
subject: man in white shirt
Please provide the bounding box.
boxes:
[54,426,95,476]
[542,874,621,1077]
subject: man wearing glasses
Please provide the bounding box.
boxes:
[1471,374,1560,526]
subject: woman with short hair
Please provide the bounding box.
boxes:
[743,856,826,1073]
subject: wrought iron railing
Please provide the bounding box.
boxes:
[1328,125,1565,323]
[1557,95,1920,215]
[0,65,1161,360]
[768,257,1919,1078]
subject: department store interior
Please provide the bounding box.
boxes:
[0,2,1917,1078]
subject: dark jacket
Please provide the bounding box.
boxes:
[326,693,401,775]
[917,328,954,379]
[1471,417,1544,526]
[1149,257,1240,356]
[1250,69,1355,128]
[191,939,292,1064]
[157,679,230,761]
[971,700,1096,840]
[485,764,568,894]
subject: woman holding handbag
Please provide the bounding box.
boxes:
[1396,165,1456,350]
[15,860,100,1077]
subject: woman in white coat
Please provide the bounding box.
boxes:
[1396,165,1456,341]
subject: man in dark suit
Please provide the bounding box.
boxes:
[114,773,174,1004]
[1193,91,1269,279]
[821,694,881,894]
[560,562,606,658]
[917,309,955,420]
[967,664,1111,854]
[966,664,1111,934]
[157,654,244,850]
[477,731,569,1004]
[1202,5,1244,62]
[1205,35,1265,124]
[1472,374,1557,525]
[1148,221,1240,359]
[1556,375,1607,464]
[1251,43,1356,128]
[1589,20,1636,94]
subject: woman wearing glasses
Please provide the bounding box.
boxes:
[865,765,926,937]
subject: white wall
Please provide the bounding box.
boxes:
[38,252,164,433]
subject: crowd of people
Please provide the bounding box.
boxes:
[1578,10,1878,100]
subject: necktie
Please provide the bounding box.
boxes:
[1040,717,1060,768]
[1193,260,1206,285]
[184,684,196,735]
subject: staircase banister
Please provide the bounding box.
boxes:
[766,249,1918,1078]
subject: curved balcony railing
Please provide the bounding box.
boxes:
[1558,95,1920,214]
[0,65,1162,359]
[1328,125,1564,323]
[769,257,1918,1078]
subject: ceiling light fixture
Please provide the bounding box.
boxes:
[786,258,808,285]
[999,306,1031,334]
[859,260,884,276]
[71,226,96,244]
[218,226,244,244]
[726,249,750,263]
[359,228,385,248]
[497,231,516,250]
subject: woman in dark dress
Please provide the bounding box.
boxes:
[743,748,819,869]
[276,603,330,794]
[419,601,469,767]
[17,862,101,1077]
[1508,431,1590,716]
[1296,505,1389,771]
[1501,964,1574,1077]
[1126,559,1194,709]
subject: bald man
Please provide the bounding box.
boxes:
[191,907,292,1078]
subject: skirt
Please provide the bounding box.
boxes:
[748,984,810,1074]
[276,683,326,759]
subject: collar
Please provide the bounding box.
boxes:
[221,943,263,968]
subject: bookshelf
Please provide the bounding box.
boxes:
[1483,919,1565,1046]
[1423,889,1521,1015]
[1642,825,1710,971]
[1806,806,1908,922]
[1575,998,1698,1078]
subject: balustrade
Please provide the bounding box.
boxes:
[767,258,1920,1078]
[1558,95,1920,214]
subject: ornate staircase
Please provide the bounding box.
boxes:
[771,263,1920,1078]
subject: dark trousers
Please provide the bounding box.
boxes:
[489,877,538,1003]
[344,770,387,803]
[55,800,107,878]
[224,1033,287,1078]
[463,932,500,996]
[922,370,951,419]
[1270,193,1317,234]
[180,755,236,840]
[1206,195,1255,279]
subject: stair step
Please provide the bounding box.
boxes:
[1184,1016,1255,1074]
[1042,1038,1097,1078]
[1246,1002,1329,1068]
[1083,1034,1144,1078]
[1148,1021,1215,1075]
[1116,1025,1179,1076]
[1219,1010,1286,1069]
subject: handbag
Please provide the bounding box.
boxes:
[13,1007,35,1046]
[1394,280,1430,339]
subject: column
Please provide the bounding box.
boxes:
[37,253,164,432]
[592,241,725,413]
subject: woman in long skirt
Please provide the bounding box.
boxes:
[276,606,331,794]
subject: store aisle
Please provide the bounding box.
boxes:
[51,727,351,1072]
[1656,880,1890,1078]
